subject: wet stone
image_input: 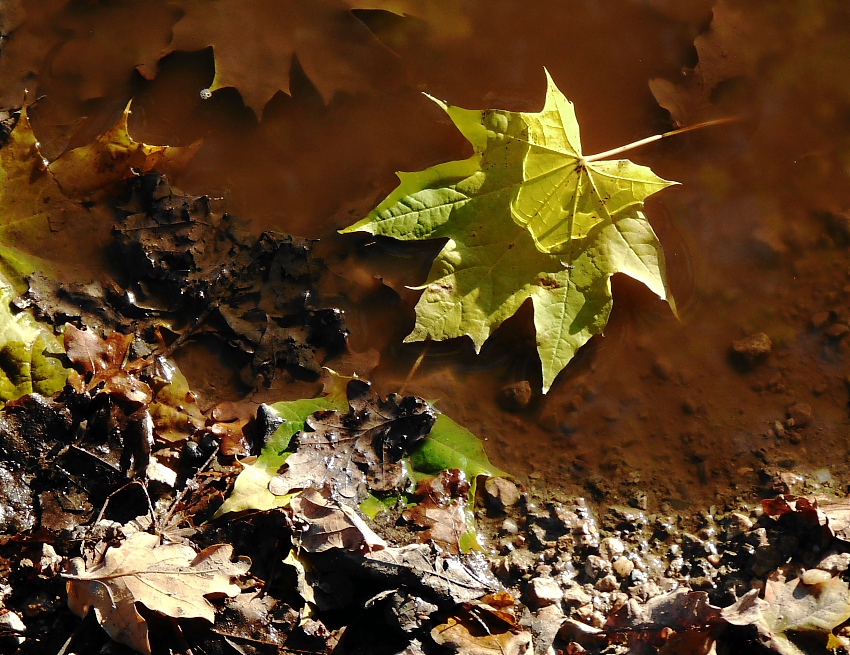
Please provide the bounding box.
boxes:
[527,577,562,606]
[824,323,850,339]
[497,380,533,412]
[584,555,611,580]
[816,552,850,574]
[811,311,831,329]
[801,569,832,585]
[561,583,592,607]
[0,465,35,533]
[595,574,618,592]
[724,512,754,539]
[598,537,625,561]
[484,477,521,514]
[786,402,812,427]
[731,332,772,367]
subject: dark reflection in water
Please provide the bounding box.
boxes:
[3,0,850,509]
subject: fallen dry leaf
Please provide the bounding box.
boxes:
[431,613,532,655]
[65,531,250,655]
[63,323,152,405]
[721,564,850,655]
[290,486,387,554]
[403,469,470,554]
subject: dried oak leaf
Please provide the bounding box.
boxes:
[65,531,250,655]
[431,613,532,655]
[721,565,850,655]
[165,0,398,112]
[403,469,470,554]
[290,486,387,553]
[269,379,435,499]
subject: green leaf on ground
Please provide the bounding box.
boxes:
[0,276,69,404]
[341,70,677,391]
[213,376,350,517]
[409,413,507,481]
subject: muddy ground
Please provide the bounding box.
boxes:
[2,0,850,654]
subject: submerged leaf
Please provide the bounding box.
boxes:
[341,71,676,391]
[0,277,68,404]
[166,0,397,111]
[291,486,387,553]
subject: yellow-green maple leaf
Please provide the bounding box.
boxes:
[341,71,677,392]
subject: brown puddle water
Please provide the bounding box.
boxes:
[6,0,850,512]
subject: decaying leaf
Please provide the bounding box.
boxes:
[113,174,348,382]
[403,469,470,554]
[721,564,850,655]
[0,105,197,290]
[269,379,435,499]
[291,486,387,553]
[63,323,152,405]
[334,542,495,605]
[606,588,722,632]
[148,358,205,443]
[214,376,351,517]
[165,0,397,112]
[65,531,250,655]
[341,70,676,391]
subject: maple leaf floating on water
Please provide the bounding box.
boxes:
[65,531,250,655]
[341,70,677,391]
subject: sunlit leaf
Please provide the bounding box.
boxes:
[341,71,676,391]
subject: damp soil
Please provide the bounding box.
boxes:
[3,0,850,653]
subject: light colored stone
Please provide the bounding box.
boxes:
[484,477,521,512]
[527,577,563,607]
[595,574,618,592]
[612,557,634,578]
[801,569,833,585]
[817,552,850,574]
[598,537,625,561]
[561,583,592,607]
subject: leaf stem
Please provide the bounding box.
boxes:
[585,116,743,162]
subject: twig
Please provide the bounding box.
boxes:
[54,607,95,655]
[161,443,220,529]
[399,338,431,395]
[161,299,220,359]
[585,116,743,162]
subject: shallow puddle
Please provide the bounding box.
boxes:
[4,0,850,514]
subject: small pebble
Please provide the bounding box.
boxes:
[801,569,833,585]
[497,381,533,411]
[595,574,619,592]
[527,577,563,606]
[484,477,521,513]
[599,537,625,561]
[824,323,850,340]
[811,311,831,329]
[787,402,812,428]
[612,557,634,578]
[731,333,772,366]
